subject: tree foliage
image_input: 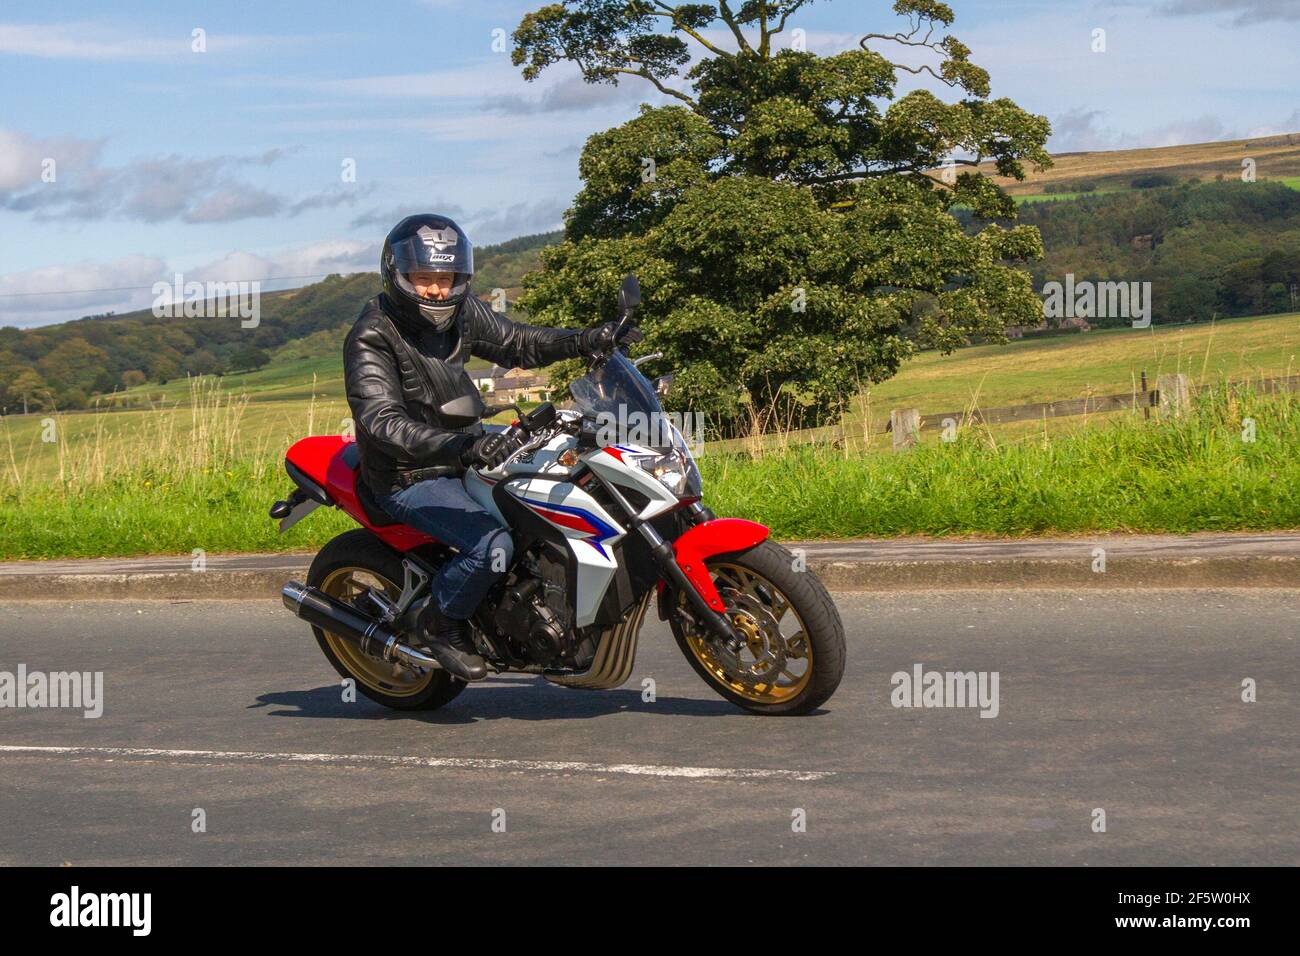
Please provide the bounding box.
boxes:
[513,0,1052,432]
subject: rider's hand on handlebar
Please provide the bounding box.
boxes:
[460,430,523,470]
[578,319,643,358]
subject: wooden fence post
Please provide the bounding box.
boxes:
[891,408,920,451]
[1157,373,1190,418]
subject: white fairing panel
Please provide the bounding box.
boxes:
[463,432,628,628]
[460,428,683,629]
[504,477,625,627]
[462,430,577,524]
[585,444,681,521]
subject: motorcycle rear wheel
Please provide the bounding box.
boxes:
[308,529,466,711]
[669,539,846,715]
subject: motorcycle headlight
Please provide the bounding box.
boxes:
[630,446,701,499]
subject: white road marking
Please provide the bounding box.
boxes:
[0,744,833,782]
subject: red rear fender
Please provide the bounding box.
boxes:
[285,435,348,490]
[284,436,434,551]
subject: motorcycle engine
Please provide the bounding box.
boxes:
[493,549,586,668]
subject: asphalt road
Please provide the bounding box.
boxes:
[1,590,1296,865]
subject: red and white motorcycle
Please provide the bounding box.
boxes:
[274,276,845,715]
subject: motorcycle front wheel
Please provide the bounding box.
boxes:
[669,539,846,715]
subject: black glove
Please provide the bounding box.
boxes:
[460,430,521,470]
[577,320,643,358]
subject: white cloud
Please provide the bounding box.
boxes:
[0,240,378,328]
[0,127,104,192]
[190,240,376,287]
[1155,0,1300,24]
[0,255,166,326]
[955,4,1298,151]
[0,21,319,61]
[0,21,179,60]
[348,197,564,246]
[351,202,468,231]
[485,71,653,114]
[464,198,567,244]
[1245,109,1300,139]
[247,63,524,101]
[1049,107,1241,152]
[0,131,358,224]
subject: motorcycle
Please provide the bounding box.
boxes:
[273,275,845,715]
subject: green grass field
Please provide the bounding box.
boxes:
[853,312,1299,419]
[1016,188,1119,204]
[1014,177,1300,205]
[712,384,1299,539]
[3,311,1297,483]
[2,382,1294,558]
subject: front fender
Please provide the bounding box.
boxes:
[668,517,769,613]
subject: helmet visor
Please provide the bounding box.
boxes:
[390,230,473,275]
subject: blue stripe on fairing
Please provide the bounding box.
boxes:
[518,495,619,559]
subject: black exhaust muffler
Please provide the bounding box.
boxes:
[281,581,441,670]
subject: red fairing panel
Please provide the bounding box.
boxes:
[671,518,769,612]
[285,436,435,552]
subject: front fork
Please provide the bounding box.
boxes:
[594,480,765,647]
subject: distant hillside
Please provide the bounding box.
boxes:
[0,230,560,413]
[984,132,1300,196]
[473,229,562,295]
[1012,180,1300,327]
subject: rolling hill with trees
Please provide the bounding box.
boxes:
[0,231,560,413]
[983,179,1300,327]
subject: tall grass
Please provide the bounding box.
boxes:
[705,377,1300,537]
[0,377,353,559]
[0,376,1296,559]
[2,377,256,490]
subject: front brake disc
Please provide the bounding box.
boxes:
[710,587,786,687]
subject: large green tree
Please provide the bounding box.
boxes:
[512,0,1052,434]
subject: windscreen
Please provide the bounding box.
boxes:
[569,351,663,422]
[570,352,694,455]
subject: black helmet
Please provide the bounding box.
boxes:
[380,214,474,331]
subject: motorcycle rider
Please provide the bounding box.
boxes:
[344,213,641,683]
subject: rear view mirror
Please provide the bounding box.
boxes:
[439,391,485,428]
[617,274,641,314]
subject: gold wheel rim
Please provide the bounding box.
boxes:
[682,562,813,704]
[319,566,435,698]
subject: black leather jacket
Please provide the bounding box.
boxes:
[344,293,582,493]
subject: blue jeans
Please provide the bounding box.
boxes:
[374,477,514,620]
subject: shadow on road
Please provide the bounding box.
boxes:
[248,679,755,723]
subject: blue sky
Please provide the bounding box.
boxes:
[2,0,1297,327]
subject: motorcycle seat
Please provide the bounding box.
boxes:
[354,477,399,529]
[340,443,399,528]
